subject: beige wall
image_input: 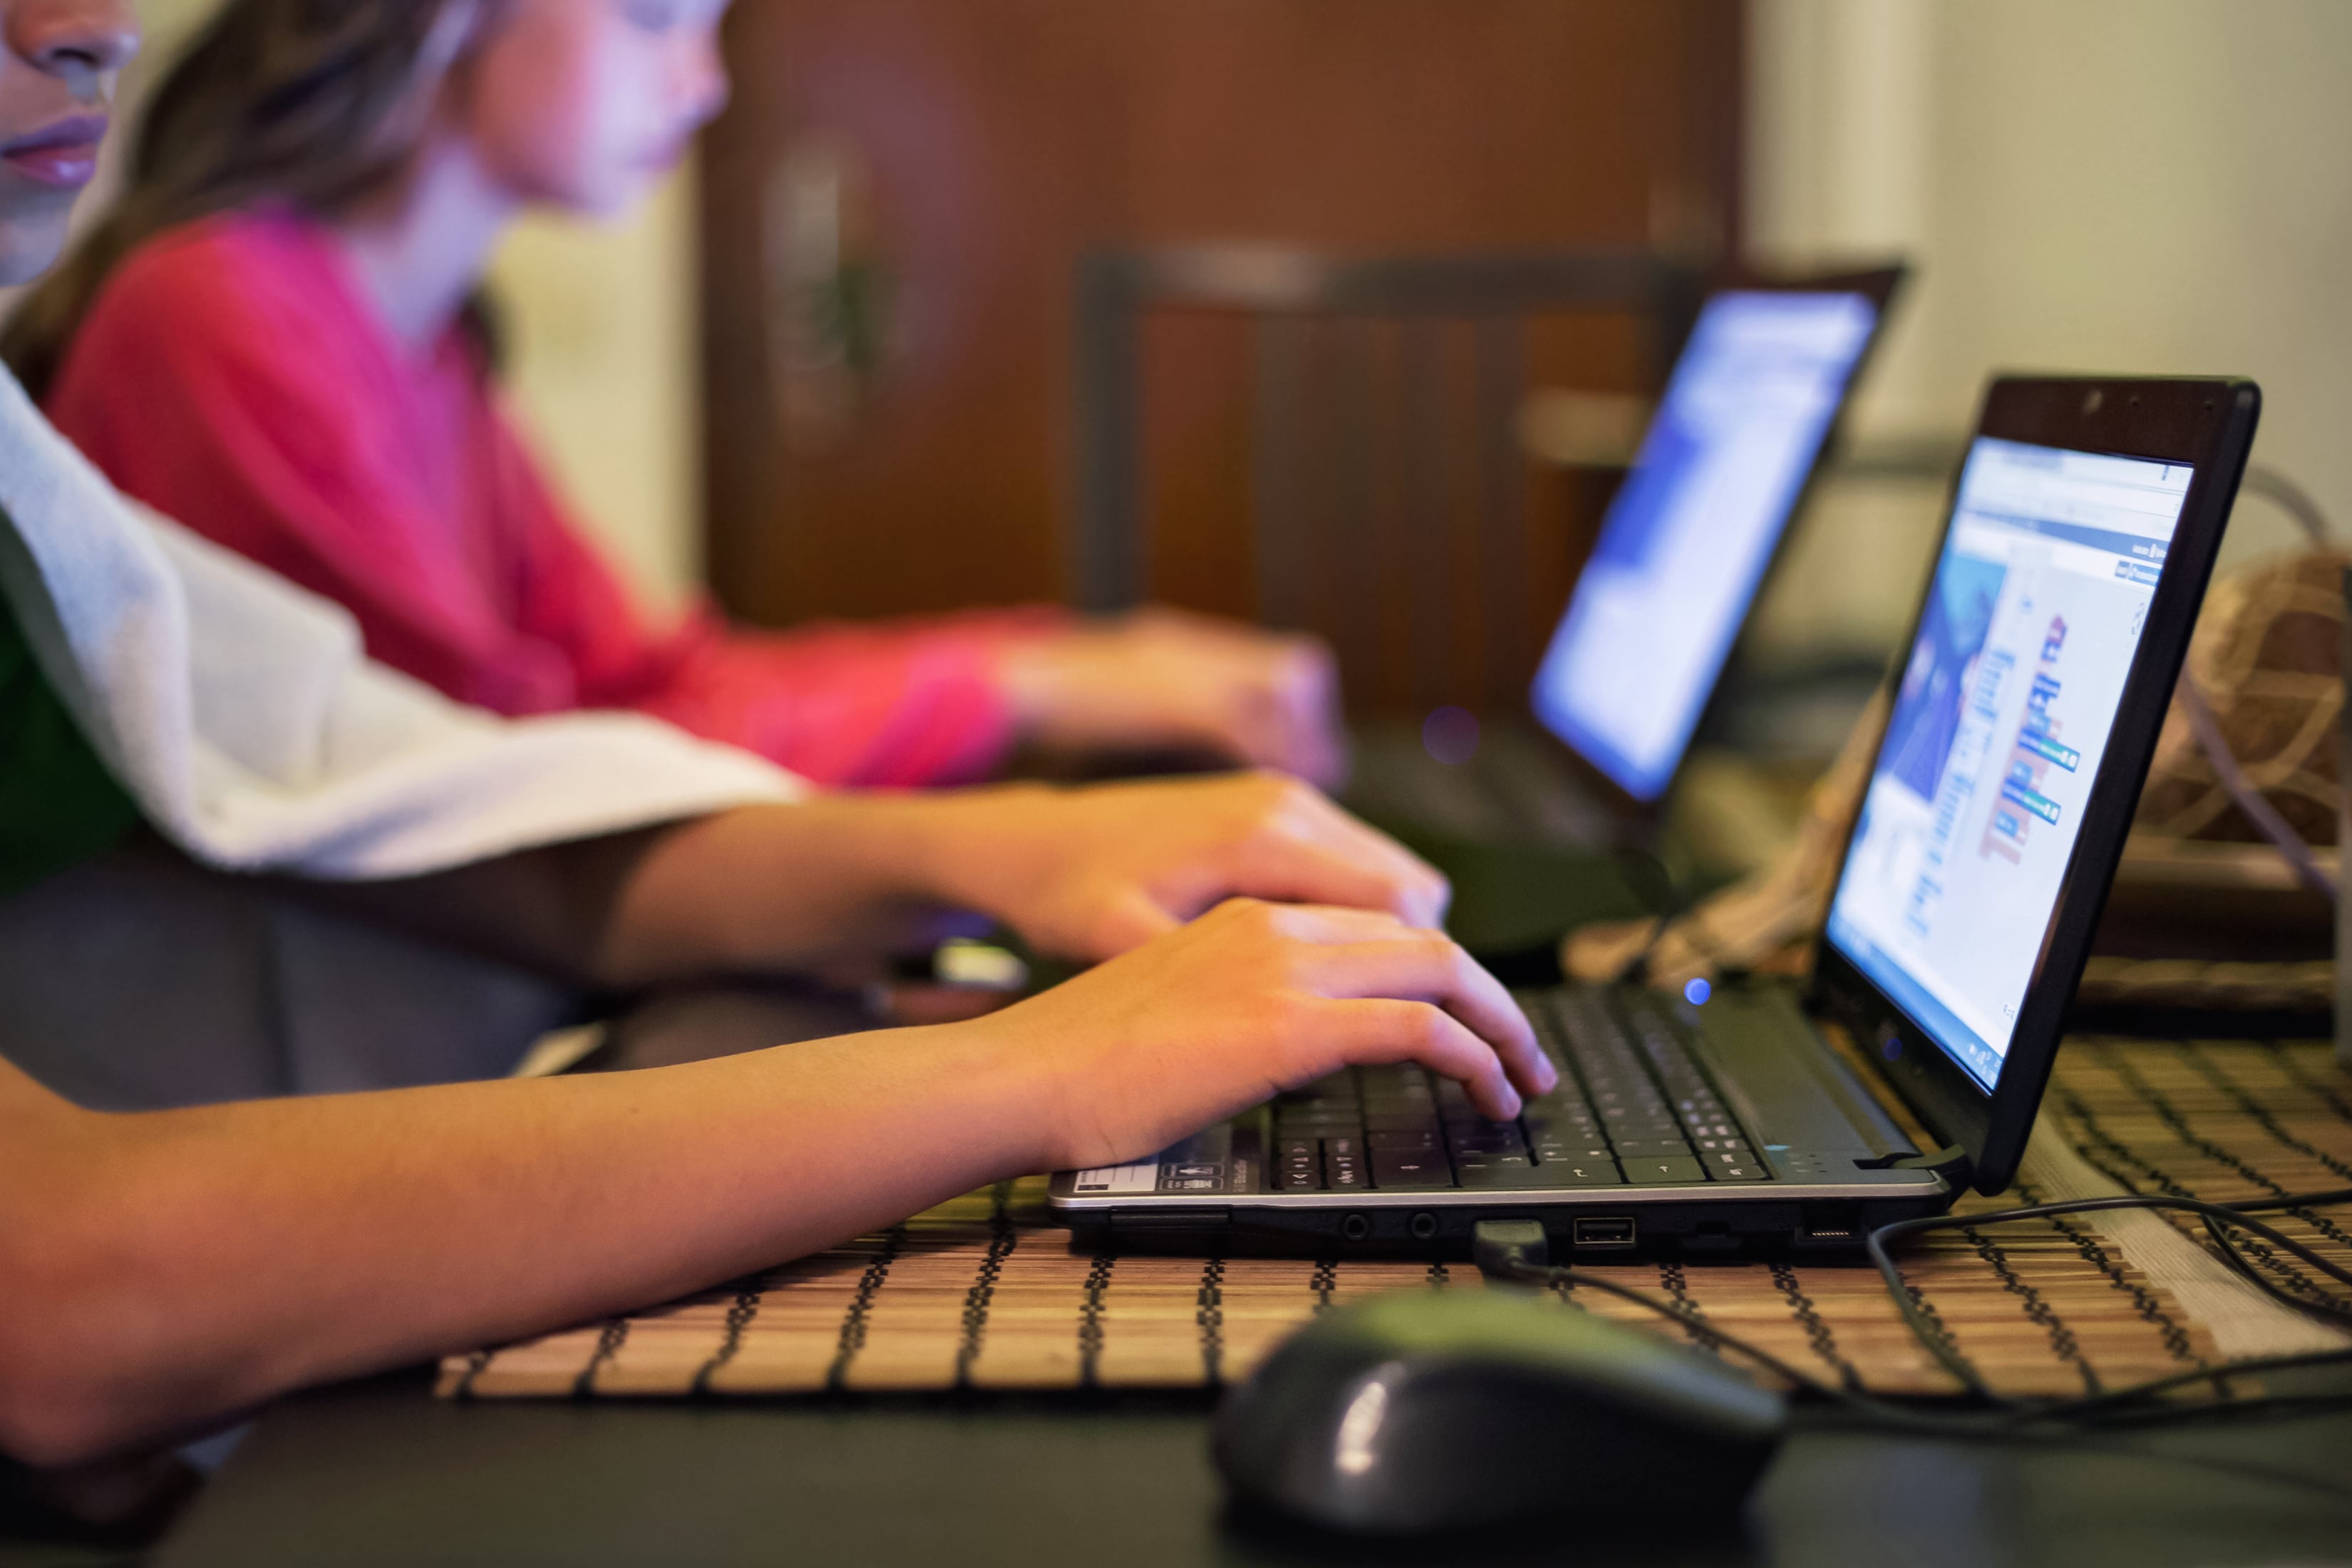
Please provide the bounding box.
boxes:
[51,0,709,609]
[1745,0,2352,655]
[486,177,703,613]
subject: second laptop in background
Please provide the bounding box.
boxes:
[1347,267,1904,856]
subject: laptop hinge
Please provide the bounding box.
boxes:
[1857,1143,1974,1189]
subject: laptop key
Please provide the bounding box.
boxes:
[1547,1161,1626,1187]
[1624,1157,1707,1185]
[1371,1149,1453,1189]
[1534,1144,1615,1165]
[1369,1130,1440,1151]
[1326,1153,1366,1190]
[1698,1149,1770,1181]
[1457,1159,1549,1191]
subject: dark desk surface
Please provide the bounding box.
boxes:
[147,1368,2352,1568]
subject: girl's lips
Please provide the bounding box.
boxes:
[2,115,110,191]
[3,142,102,191]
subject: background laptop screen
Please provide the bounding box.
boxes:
[1530,290,1879,801]
[1825,439,2193,1089]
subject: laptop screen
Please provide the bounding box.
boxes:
[1825,438,2194,1090]
[1530,289,1879,801]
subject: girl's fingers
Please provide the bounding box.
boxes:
[1212,809,1450,931]
[1296,934,1554,1099]
[1313,999,1527,1121]
[1202,904,1551,1101]
[1284,794,1452,927]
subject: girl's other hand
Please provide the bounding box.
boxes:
[925,770,1448,963]
[1001,607,1347,788]
[973,897,1554,1172]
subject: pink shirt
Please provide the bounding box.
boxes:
[46,210,1047,787]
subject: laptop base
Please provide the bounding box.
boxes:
[1051,979,1957,1262]
[1344,721,1625,848]
[1064,1186,1954,1262]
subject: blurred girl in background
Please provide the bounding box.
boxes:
[4,0,1345,788]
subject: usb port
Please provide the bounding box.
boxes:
[1572,1217,1636,1249]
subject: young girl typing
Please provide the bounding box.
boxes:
[4,0,1346,789]
[0,0,1547,1472]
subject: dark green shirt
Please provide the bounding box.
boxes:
[0,528,140,897]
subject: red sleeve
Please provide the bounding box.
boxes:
[46,226,609,716]
[50,220,1066,787]
[482,411,1048,786]
[480,408,698,707]
[639,608,1067,788]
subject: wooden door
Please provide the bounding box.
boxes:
[700,0,1742,711]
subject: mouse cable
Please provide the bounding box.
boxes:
[1472,1232,2352,1507]
[1474,1191,2352,1436]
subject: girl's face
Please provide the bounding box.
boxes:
[0,0,135,285]
[455,0,733,219]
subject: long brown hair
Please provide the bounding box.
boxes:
[1,0,488,400]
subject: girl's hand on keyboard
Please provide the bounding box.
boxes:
[972,897,1554,1172]
[924,770,1449,963]
[997,608,1348,787]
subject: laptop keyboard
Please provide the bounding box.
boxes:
[1270,989,1770,1192]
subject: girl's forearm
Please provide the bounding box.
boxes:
[592,791,1046,983]
[1,1021,1048,1466]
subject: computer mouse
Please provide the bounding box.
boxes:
[1213,1287,1788,1535]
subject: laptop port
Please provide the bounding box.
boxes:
[1409,1212,1440,1242]
[1340,1213,1372,1243]
[1572,1217,1636,1249]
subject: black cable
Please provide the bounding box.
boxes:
[1489,1253,1950,1429]
[1616,848,1752,989]
[1863,1190,2352,1400]
[1477,1185,2352,1435]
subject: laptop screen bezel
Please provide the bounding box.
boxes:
[1530,264,1908,818]
[1811,376,2261,1195]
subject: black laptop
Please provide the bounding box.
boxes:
[1056,375,2259,1258]
[1345,267,1904,850]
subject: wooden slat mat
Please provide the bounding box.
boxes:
[442,1038,2352,1402]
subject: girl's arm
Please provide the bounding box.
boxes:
[286,772,1452,984]
[0,899,1549,1467]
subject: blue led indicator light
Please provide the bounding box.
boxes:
[1683,978,1712,1007]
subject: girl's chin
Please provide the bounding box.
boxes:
[522,169,656,221]
[0,225,71,288]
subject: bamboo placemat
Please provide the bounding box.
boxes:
[442,1038,2352,1402]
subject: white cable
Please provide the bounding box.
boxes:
[2177,675,2338,904]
